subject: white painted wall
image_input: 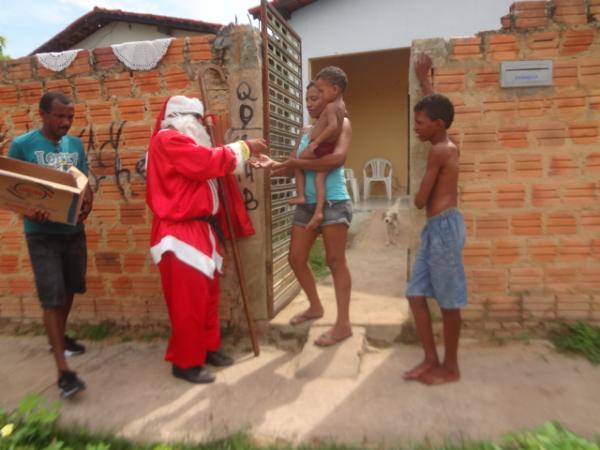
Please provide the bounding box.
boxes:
[288,0,515,101]
[72,22,205,50]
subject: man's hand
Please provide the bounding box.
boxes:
[24,209,49,223]
[245,138,268,156]
[415,53,432,80]
[77,186,94,224]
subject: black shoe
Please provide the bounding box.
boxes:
[205,350,234,367]
[172,365,215,384]
[58,370,86,398]
[49,335,86,357]
[64,335,86,356]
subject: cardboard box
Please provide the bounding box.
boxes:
[0,156,89,225]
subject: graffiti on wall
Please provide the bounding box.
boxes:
[226,80,262,211]
[79,122,146,200]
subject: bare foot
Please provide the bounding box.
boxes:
[306,212,323,231]
[288,196,306,205]
[289,308,324,325]
[416,366,460,385]
[403,359,440,381]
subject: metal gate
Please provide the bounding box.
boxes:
[260,1,303,317]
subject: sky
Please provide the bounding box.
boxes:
[0,0,261,58]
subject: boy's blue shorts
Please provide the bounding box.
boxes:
[406,208,467,310]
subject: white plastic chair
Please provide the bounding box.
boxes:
[344,168,360,203]
[363,158,392,201]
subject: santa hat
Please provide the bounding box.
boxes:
[151,95,205,138]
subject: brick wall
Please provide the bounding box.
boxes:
[0,28,267,328]
[411,0,600,336]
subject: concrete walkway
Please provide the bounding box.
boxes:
[2,200,600,446]
[2,336,600,446]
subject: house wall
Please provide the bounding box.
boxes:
[311,48,410,196]
[74,22,208,50]
[288,0,515,121]
[410,0,600,337]
[0,27,270,328]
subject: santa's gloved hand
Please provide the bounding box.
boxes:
[245,138,268,156]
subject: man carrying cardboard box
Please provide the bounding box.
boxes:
[8,92,93,398]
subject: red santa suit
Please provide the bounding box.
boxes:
[146,96,254,369]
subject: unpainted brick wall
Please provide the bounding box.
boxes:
[0,32,260,326]
[411,0,600,337]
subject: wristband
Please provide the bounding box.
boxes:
[239,140,251,160]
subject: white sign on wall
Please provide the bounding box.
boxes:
[500,60,553,88]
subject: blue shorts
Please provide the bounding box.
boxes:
[406,208,467,310]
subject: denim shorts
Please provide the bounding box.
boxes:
[293,200,353,231]
[25,231,87,308]
[406,208,467,309]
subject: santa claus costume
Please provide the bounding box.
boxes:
[146,96,254,383]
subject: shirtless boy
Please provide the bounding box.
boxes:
[404,54,467,385]
[290,66,347,230]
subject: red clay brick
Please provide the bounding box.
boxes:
[460,185,494,208]
[553,60,578,86]
[492,240,521,263]
[7,57,32,80]
[117,99,146,122]
[563,182,597,205]
[581,211,600,231]
[95,252,122,273]
[0,85,19,107]
[549,154,579,176]
[547,213,577,234]
[476,214,510,237]
[532,183,562,207]
[497,184,526,208]
[511,212,543,235]
[499,126,528,148]
[164,67,192,91]
[188,34,214,61]
[104,73,133,98]
[46,79,73,97]
[528,238,558,262]
[479,155,509,179]
[467,268,508,292]
[510,267,543,292]
[561,28,596,55]
[75,77,102,101]
[511,154,543,178]
[94,47,119,70]
[568,121,598,144]
[162,38,185,64]
[554,0,588,25]
[134,71,162,94]
[559,237,591,261]
[19,82,43,105]
[66,50,92,76]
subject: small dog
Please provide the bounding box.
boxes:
[382,200,402,245]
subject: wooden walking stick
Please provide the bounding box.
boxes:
[199,64,260,356]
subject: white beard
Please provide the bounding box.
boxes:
[161,115,212,147]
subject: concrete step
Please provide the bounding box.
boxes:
[292,326,366,378]
[270,286,413,347]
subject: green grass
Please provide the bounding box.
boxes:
[551,321,600,364]
[308,238,329,280]
[2,396,599,450]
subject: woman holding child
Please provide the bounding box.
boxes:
[253,69,353,347]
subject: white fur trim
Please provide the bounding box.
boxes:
[227,142,249,176]
[165,96,204,118]
[150,235,222,279]
[208,179,219,215]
